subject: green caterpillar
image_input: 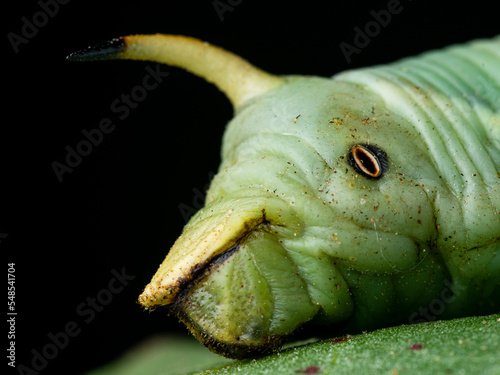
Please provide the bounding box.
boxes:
[68,35,500,359]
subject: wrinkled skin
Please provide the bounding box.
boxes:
[69,35,500,358]
[145,38,500,358]
[172,72,500,356]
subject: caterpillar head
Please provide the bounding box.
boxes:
[68,35,500,358]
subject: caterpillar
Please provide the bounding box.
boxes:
[68,34,500,359]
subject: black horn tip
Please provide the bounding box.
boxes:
[66,37,127,62]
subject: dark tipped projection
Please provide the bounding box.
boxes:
[66,37,126,62]
[64,34,285,108]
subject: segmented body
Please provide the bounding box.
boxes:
[335,37,500,318]
[207,36,500,332]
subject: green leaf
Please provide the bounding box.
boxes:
[84,334,232,375]
[86,314,500,375]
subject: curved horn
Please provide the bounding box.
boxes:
[67,34,285,108]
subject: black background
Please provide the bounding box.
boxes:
[3,1,499,374]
